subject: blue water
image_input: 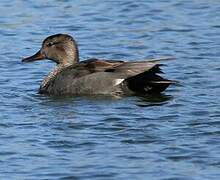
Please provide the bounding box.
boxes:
[0,0,220,179]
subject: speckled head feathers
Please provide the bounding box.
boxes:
[22,34,79,66]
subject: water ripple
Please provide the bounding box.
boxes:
[0,0,220,180]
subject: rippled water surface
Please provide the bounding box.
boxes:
[0,0,220,179]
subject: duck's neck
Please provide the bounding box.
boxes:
[62,39,79,66]
[64,46,79,65]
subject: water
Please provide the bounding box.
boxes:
[0,0,220,179]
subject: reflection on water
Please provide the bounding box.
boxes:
[136,94,173,107]
[0,0,220,180]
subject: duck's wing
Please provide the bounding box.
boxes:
[114,57,174,74]
[104,57,173,78]
[106,61,161,76]
[64,57,173,79]
[60,58,124,78]
[108,57,175,94]
[80,58,124,72]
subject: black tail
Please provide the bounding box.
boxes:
[125,65,173,94]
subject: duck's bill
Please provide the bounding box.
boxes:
[22,50,45,63]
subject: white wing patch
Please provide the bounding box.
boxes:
[114,79,124,86]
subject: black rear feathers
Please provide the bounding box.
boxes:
[125,65,173,94]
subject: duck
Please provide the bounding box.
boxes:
[22,34,175,96]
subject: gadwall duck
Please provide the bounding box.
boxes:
[22,34,174,96]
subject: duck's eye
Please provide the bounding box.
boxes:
[47,42,53,47]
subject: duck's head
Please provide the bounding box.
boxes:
[22,34,79,66]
